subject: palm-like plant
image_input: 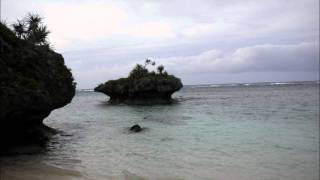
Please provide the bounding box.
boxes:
[12,13,50,46]
[12,20,26,38]
[26,13,42,32]
[27,24,50,45]
[157,65,164,75]
[145,59,151,65]
[144,58,156,68]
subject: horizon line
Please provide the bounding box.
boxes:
[76,80,320,90]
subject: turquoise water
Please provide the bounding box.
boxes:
[1,82,319,180]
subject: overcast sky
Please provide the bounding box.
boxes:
[2,0,319,88]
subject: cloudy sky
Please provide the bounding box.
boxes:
[2,0,319,88]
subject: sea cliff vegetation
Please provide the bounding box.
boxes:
[95,59,183,104]
[0,14,75,154]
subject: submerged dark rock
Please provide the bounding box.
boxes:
[129,124,143,132]
[0,22,75,154]
[95,60,183,105]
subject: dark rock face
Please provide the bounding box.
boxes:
[129,124,142,132]
[94,75,183,105]
[0,23,75,153]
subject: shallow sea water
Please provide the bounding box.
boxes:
[1,82,319,180]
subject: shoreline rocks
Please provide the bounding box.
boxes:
[0,22,76,154]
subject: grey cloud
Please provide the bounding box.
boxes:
[157,42,319,74]
[231,42,319,72]
[2,0,319,88]
[67,42,318,88]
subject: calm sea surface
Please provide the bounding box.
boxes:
[1,82,319,180]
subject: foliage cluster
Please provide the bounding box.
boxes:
[12,13,50,46]
[128,59,168,80]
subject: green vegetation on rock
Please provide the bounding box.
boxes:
[0,14,76,152]
[12,13,50,46]
[95,59,183,104]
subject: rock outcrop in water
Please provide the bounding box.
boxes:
[129,124,143,132]
[0,17,75,153]
[94,59,183,104]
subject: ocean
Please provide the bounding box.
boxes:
[1,82,319,180]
